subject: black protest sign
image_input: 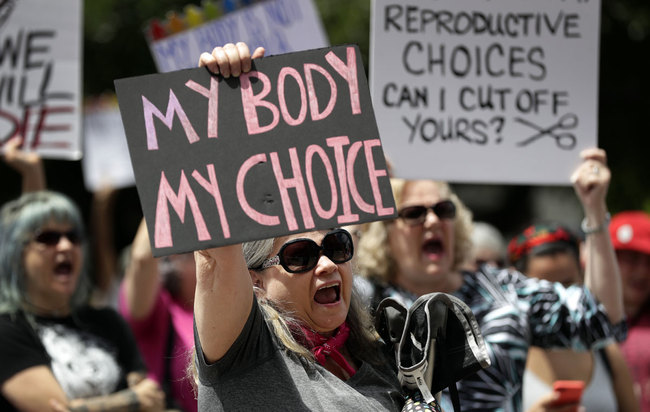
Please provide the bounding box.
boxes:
[115,45,395,257]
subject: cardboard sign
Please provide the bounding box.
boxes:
[115,45,395,257]
[82,96,135,191]
[149,0,328,73]
[0,0,82,160]
[370,0,600,185]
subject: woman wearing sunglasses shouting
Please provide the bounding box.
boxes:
[0,191,165,412]
[193,227,406,410]
[356,149,628,412]
[192,43,408,411]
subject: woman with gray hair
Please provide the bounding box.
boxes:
[191,43,409,411]
[0,191,164,411]
[193,228,405,411]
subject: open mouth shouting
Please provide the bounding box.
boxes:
[314,283,341,305]
[53,258,76,283]
[422,237,445,260]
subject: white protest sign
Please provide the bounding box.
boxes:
[149,0,329,73]
[82,97,135,192]
[0,0,82,160]
[370,0,600,185]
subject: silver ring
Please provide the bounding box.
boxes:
[591,166,600,175]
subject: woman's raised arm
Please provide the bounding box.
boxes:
[572,148,624,323]
[193,245,254,362]
[193,42,265,363]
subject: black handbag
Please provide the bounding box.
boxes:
[375,292,491,412]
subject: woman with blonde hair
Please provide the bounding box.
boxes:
[356,178,473,309]
[356,149,627,411]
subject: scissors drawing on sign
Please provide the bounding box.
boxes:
[515,113,578,150]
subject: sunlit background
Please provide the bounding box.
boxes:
[1,0,648,252]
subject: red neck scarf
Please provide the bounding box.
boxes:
[297,322,356,378]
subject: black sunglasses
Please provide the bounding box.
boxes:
[33,229,82,246]
[256,229,354,273]
[397,200,456,225]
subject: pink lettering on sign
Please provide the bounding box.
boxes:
[304,63,337,121]
[191,164,230,239]
[345,141,375,214]
[143,90,200,151]
[240,71,280,135]
[270,149,315,231]
[325,47,361,115]
[364,139,394,216]
[155,170,211,248]
[236,154,281,226]
[277,67,307,126]
[234,47,361,137]
[326,136,359,224]
[305,144,337,219]
[185,78,219,139]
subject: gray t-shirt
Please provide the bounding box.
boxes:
[194,298,404,411]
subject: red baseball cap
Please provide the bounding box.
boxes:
[609,211,650,255]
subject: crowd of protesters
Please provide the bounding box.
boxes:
[0,40,648,412]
